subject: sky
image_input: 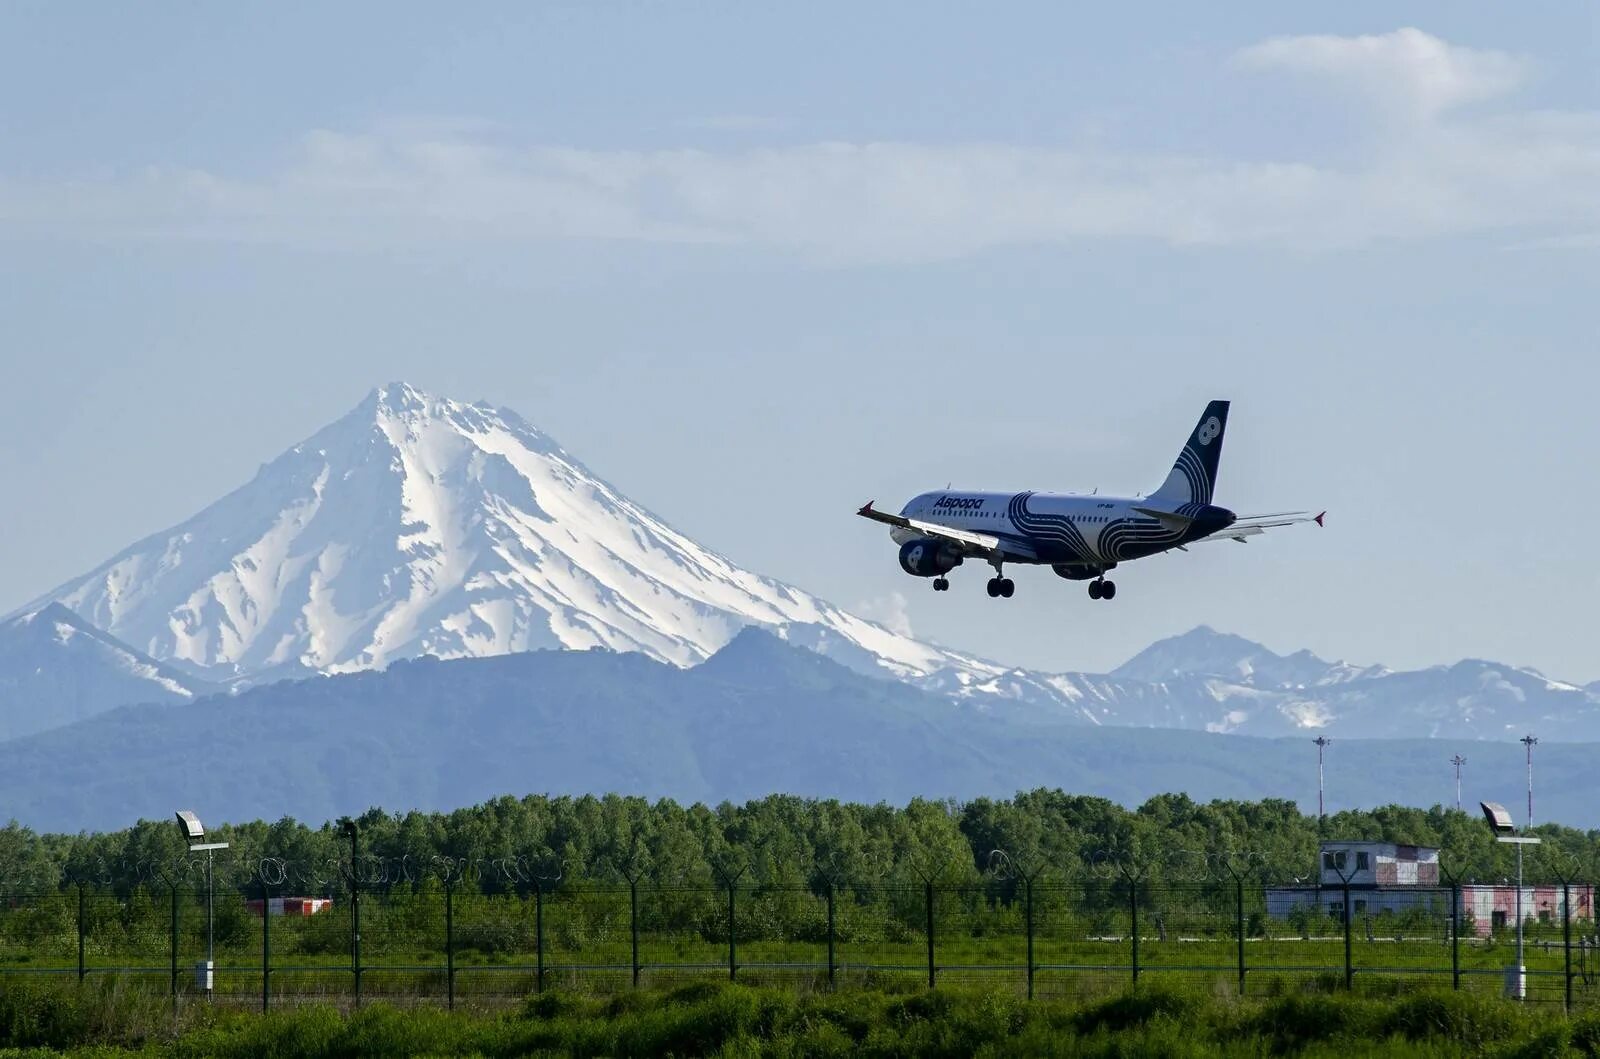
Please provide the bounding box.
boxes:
[1,3,1597,682]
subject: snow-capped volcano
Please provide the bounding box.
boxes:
[18,384,988,685]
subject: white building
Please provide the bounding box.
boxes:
[1265,841,1594,938]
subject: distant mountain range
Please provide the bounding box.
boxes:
[2,383,1598,833]
[0,603,211,741]
[5,383,1597,747]
[3,628,1596,833]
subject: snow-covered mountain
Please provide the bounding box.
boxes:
[0,603,209,740]
[15,383,1000,688]
[8,384,1597,744]
[1092,625,1600,740]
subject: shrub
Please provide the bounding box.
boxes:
[1074,984,1198,1035]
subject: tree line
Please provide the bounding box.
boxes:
[1,791,1594,895]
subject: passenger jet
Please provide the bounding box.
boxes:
[857,400,1322,600]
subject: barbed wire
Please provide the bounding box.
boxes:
[0,845,1588,894]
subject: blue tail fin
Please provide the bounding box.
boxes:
[1150,400,1229,506]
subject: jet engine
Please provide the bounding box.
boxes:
[899,539,963,578]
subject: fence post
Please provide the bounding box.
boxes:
[1564,881,1573,1012]
[925,881,936,990]
[261,878,271,1013]
[349,868,362,1007]
[1451,883,1461,991]
[826,884,836,988]
[445,881,455,1011]
[170,884,179,1001]
[727,882,737,982]
[1236,874,1246,996]
[77,883,86,984]
[1343,879,1353,990]
[629,879,640,989]
[1025,878,1035,1002]
[1129,880,1140,985]
[535,882,545,994]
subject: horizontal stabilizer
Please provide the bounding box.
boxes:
[1133,506,1195,530]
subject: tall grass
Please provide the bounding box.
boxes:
[1,976,1598,1056]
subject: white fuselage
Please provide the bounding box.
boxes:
[890,490,1234,571]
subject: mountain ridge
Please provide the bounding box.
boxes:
[0,603,212,741]
[6,383,1598,742]
[4,629,1598,833]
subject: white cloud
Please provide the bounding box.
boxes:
[856,592,914,638]
[2,29,1594,262]
[1233,27,1529,119]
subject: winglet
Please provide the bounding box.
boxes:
[1314,511,1326,528]
[858,501,875,517]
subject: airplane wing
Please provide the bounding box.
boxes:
[856,502,1037,560]
[1190,510,1325,544]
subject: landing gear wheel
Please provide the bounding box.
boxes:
[985,578,1000,598]
[1101,580,1117,600]
[932,577,949,592]
[999,578,1015,598]
[1088,580,1103,600]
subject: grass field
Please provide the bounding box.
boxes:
[2,976,1600,1056]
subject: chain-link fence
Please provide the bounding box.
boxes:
[1,876,1595,1010]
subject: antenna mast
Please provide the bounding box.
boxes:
[1450,754,1466,812]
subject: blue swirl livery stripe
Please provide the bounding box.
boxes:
[1098,516,1185,562]
[1007,492,1097,563]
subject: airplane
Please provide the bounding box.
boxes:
[857,400,1322,600]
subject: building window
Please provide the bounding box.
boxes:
[1356,852,1369,871]
[1323,851,1347,871]
[1354,900,1368,913]
[1492,911,1508,930]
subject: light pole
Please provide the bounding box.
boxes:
[1313,737,1331,824]
[1481,801,1540,1000]
[175,811,229,997]
[1520,735,1538,827]
[1451,755,1466,811]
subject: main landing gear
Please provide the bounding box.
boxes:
[932,577,950,591]
[1087,577,1117,601]
[984,558,1014,598]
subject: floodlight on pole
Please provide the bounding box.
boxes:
[1450,755,1466,812]
[175,810,229,996]
[1479,800,1540,1000]
[1520,735,1538,828]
